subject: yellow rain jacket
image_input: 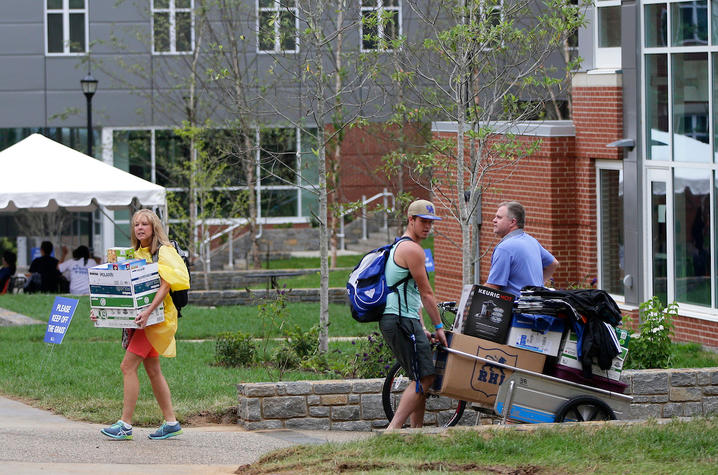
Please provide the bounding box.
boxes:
[135,245,190,357]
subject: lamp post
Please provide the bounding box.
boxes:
[80,71,98,157]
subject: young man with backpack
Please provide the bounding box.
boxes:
[380,199,447,430]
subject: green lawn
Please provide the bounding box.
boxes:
[0,294,368,339]
[0,294,370,425]
[249,418,718,474]
[263,254,359,269]
[247,269,352,290]
[1,290,717,427]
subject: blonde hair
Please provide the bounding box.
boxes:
[130,209,170,255]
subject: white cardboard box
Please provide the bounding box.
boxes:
[93,304,164,328]
[558,327,630,380]
[89,262,160,308]
[506,314,565,356]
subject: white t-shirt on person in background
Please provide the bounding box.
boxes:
[58,258,97,295]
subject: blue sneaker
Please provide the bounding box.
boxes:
[101,421,133,440]
[148,421,183,440]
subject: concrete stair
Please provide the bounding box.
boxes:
[199,211,401,269]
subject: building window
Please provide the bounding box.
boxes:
[595,0,621,68]
[110,127,317,224]
[672,53,710,162]
[642,1,718,310]
[645,3,668,47]
[259,128,299,217]
[645,54,669,161]
[46,0,87,54]
[671,0,707,46]
[152,0,193,54]
[361,0,401,51]
[674,169,710,306]
[257,0,298,53]
[597,164,624,297]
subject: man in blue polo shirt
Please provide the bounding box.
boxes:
[485,201,558,297]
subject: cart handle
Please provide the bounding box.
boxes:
[440,345,633,403]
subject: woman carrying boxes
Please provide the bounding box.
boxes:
[94,209,190,440]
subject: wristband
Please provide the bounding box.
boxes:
[434,322,444,330]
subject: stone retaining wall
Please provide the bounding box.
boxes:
[236,367,718,431]
[622,368,718,419]
[237,379,466,431]
[189,288,347,306]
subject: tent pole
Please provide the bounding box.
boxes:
[163,202,169,234]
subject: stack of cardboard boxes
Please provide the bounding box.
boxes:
[90,247,164,328]
[436,284,629,407]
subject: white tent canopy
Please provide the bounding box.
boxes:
[0,134,166,213]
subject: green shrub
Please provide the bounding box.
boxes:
[0,237,16,255]
[626,296,676,369]
[273,343,300,371]
[300,352,330,373]
[350,332,395,378]
[214,331,256,367]
[284,324,319,359]
[256,288,289,359]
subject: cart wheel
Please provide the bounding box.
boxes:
[382,361,467,428]
[554,395,616,423]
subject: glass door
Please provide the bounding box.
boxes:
[646,169,671,306]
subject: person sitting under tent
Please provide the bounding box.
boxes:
[25,241,60,293]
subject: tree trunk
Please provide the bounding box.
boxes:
[318,124,330,353]
[329,3,345,270]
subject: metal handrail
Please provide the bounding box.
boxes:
[338,188,395,250]
[197,221,246,272]
[197,188,396,269]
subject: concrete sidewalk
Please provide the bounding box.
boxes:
[0,306,43,326]
[0,396,374,475]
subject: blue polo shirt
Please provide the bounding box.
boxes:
[487,230,555,297]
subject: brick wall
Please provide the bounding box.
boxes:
[431,130,584,302]
[430,73,718,347]
[334,123,430,204]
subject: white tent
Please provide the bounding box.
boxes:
[0,134,166,213]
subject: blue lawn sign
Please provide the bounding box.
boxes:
[424,249,435,272]
[43,297,79,344]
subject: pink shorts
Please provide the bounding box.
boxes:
[127,329,159,358]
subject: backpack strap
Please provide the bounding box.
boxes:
[387,236,414,318]
[151,243,164,264]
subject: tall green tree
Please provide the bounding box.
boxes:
[253,0,386,352]
[384,0,586,284]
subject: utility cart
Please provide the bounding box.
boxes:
[441,346,633,424]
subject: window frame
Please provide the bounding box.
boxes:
[360,0,402,52]
[595,160,625,300]
[595,0,622,69]
[151,0,195,55]
[105,125,316,227]
[45,0,89,56]
[256,0,299,54]
[640,0,718,320]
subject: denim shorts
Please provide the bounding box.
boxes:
[379,314,435,381]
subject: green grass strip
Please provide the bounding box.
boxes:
[246,419,718,474]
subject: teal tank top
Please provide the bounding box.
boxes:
[383,241,422,319]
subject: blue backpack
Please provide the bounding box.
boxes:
[346,237,413,323]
